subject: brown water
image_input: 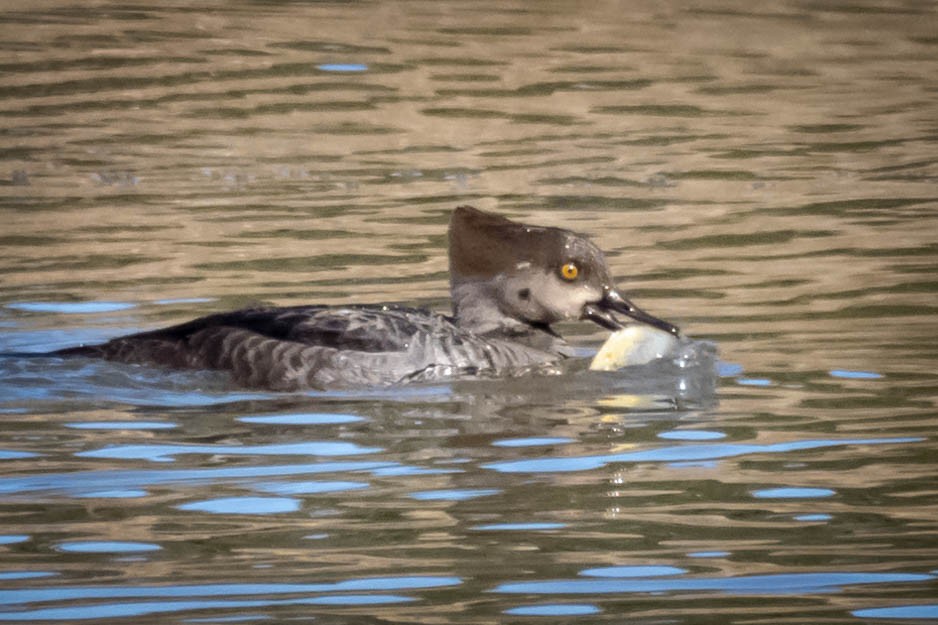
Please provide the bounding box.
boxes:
[2,1,937,623]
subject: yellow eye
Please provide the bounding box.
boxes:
[560,262,579,281]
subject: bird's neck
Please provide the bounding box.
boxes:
[450,277,565,356]
[451,278,522,334]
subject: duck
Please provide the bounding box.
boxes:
[54,206,679,390]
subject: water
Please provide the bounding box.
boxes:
[2,1,937,623]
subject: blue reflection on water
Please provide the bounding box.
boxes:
[0,572,55,581]
[0,461,396,496]
[5,301,136,314]
[0,595,413,621]
[65,421,178,430]
[830,369,883,380]
[581,566,686,578]
[316,63,368,72]
[494,572,934,595]
[57,541,161,554]
[688,551,730,558]
[485,437,923,474]
[753,487,835,499]
[0,576,460,604]
[75,490,148,499]
[795,514,832,522]
[238,413,364,425]
[472,523,566,531]
[505,604,601,616]
[854,604,938,619]
[658,430,726,441]
[178,497,300,515]
[0,535,29,544]
[0,449,38,460]
[409,489,500,501]
[717,362,744,376]
[78,441,382,462]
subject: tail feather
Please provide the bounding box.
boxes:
[1,346,103,358]
[48,345,104,357]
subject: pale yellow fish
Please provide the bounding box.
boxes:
[589,326,679,371]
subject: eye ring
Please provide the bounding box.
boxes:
[560,261,579,281]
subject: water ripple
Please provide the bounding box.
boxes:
[238,412,364,425]
[5,301,136,314]
[494,572,934,596]
[0,576,461,606]
[0,461,397,496]
[505,604,601,616]
[484,437,923,474]
[77,441,382,462]
[55,541,161,554]
[0,595,416,621]
[854,604,938,619]
[177,496,300,515]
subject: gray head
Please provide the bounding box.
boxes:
[448,205,679,336]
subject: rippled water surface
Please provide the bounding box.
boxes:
[2,1,937,623]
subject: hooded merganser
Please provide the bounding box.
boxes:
[55,206,679,390]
